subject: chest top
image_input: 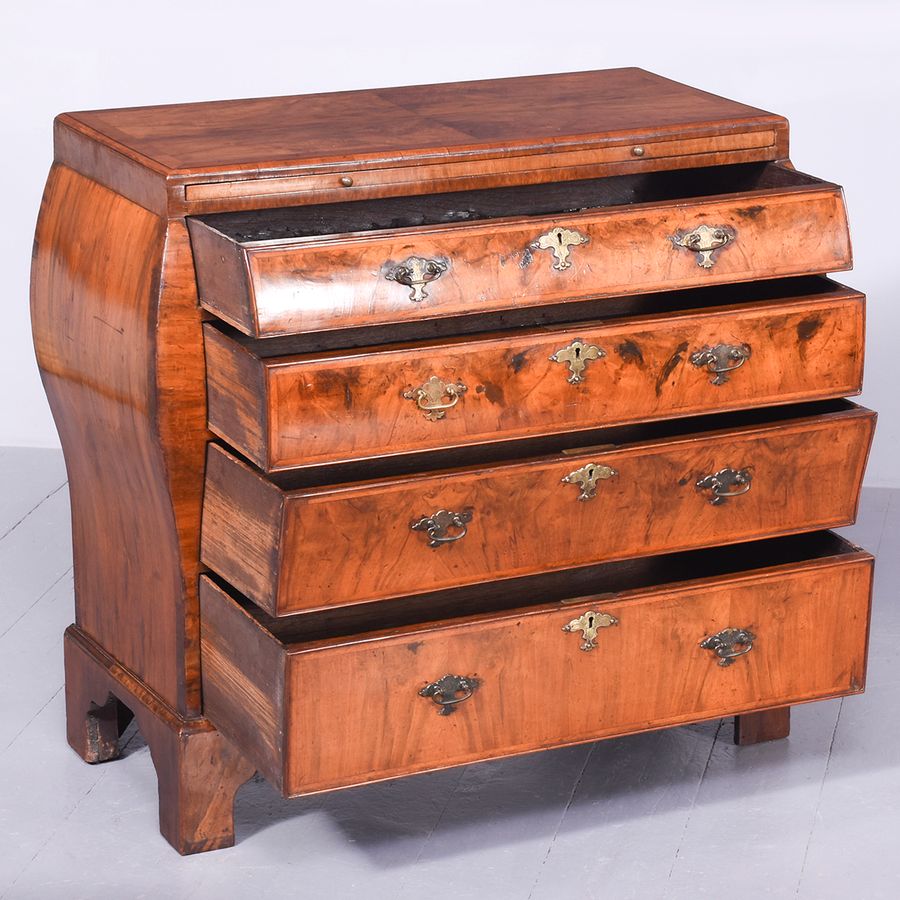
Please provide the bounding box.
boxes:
[53,68,789,216]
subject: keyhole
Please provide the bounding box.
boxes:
[587,615,595,629]
[556,230,564,245]
[574,346,582,359]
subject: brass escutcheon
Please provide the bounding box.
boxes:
[696,467,752,505]
[700,627,756,666]
[410,508,473,547]
[385,256,448,302]
[562,462,618,501]
[403,375,467,421]
[670,224,736,268]
[550,339,606,384]
[419,674,479,715]
[530,226,590,271]
[562,609,619,652]
[691,342,751,385]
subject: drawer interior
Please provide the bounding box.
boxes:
[207,530,866,646]
[196,162,827,243]
[209,274,851,357]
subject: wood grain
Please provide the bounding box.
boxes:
[54,68,789,215]
[189,166,851,337]
[34,68,874,852]
[200,404,876,615]
[65,625,255,854]
[204,287,865,471]
[181,131,778,209]
[199,541,873,795]
[31,165,208,715]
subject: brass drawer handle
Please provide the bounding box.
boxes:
[701,627,756,666]
[550,339,606,384]
[419,674,479,715]
[385,255,448,302]
[562,462,618,501]
[670,224,736,268]
[562,609,619,652]
[530,226,590,271]
[403,375,467,421]
[691,343,751,385]
[696,467,752,505]
[411,508,472,547]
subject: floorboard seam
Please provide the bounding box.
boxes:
[0,480,67,544]
[395,765,468,897]
[0,757,109,900]
[1,685,64,755]
[662,719,723,897]
[794,698,843,898]
[526,742,596,900]
[0,566,73,642]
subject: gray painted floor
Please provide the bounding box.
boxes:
[0,446,898,900]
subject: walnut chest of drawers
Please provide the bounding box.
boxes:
[31,68,876,854]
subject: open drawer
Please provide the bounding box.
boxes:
[200,400,875,615]
[204,277,865,471]
[188,162,851,337]
[199,531,873,796]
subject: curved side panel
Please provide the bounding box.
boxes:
[31,164,204,714]
[156,218,209,713]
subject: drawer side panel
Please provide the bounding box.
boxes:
[200,576,285,788]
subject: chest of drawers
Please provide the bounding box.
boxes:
[31,68,875,855]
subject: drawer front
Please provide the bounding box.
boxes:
[198,545,873,795]
[190,172,851,337]
[205,289,865,471]
[200,404,875,615]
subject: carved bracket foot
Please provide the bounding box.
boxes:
[64,625,256,854]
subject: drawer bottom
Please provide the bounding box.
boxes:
[199,531,872,796]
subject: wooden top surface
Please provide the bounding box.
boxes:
[58,68,782,178]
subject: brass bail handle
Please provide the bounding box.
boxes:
[410,508,473,547]
[690,343,751,386]
[419,674,479,715]
[403,375,467,421]
[385,256,448,302]
[700,627,756,666]
[696,467,752,505]
[670,224,736,268]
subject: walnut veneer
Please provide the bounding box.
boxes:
[31,68,875,854]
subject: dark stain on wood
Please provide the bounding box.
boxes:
[736,205,765,219]
[519,248,533,269]
[616,340,644,365]
[480,381,505,405]
[509,351,528,373]
[797,315,823,342]
[655,341,689,396]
